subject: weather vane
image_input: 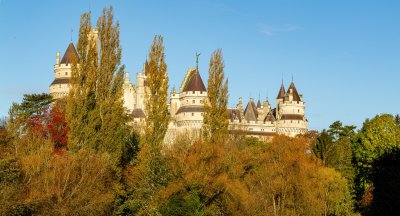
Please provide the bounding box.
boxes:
[196,52,201,71]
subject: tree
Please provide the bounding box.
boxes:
[8,93,53,136]
[313,130,335,166]
[66,7,128,165]
[46,107,69,153]
[116,36,170,215]
[353,114,400,207]
[313,122,355,183]
[203,49,229,144]
[327,120,356,141]
[142,35,170,184]
[144,35,170,151]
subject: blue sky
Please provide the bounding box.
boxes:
[0,0,399,130]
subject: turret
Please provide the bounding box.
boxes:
[237,97,243,117]
[123,72,135,112]
[56,52,60,65]
[50,41,79,99]
[277,81,307,136]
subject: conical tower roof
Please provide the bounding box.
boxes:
[60,42,79,65]
[287,82,301,101]
[276,83,285,99]
[257,99,261,108]
[183,69,207,92]
[244,100,258,122]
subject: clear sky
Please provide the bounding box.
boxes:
[0,0,399,130]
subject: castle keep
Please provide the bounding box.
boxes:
[50,42,308,139]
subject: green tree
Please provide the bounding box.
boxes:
[353,114,400,204]
[8,93,53,135]
[313,130,334,166]
[203,49,229,144]
[327,120,356,141]
[395,114,400,127]
[67,7,128,165]
[313,122,355,182]
[117,36,170,215]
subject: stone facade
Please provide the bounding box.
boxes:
[50,41,308,141]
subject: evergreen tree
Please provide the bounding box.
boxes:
[203,49,229,144]
[66,7,127,165]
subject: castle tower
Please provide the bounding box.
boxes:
[276,81,307,136]
[50,42,79,99]
[170,86,180,118]
[276,83,285,119]
[135,63,147,110]
[123,72,135,111]
[175,67,207,130]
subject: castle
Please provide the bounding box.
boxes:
[50,41,308,140]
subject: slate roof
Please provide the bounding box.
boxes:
[244,100,258,122]
[229,130,275,136]
[132,109,145,118]
[60,42,79,65]
[176,106,205,115]
[50,78,70,85]
[264,111,276,122]
[182,70,206,92]
[287,82,301,101]
[276,83,285,99]
[280,114,303,120]
[256,100,261,109]
[228,109,241,122]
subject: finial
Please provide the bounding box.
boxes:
[70,28,73,42]
[292,73,294,82]
[196,52,201,72]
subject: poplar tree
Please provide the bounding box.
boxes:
[144,35,169,151]
[203,49,229,144]
[142,35,170,185]
[67,7,127,164]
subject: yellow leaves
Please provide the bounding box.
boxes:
[14,138,115,215]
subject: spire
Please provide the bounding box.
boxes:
[244,100,258,122]
[287,82,301,101]
[60,42,79,65]
[276,83,285,99]
[183,69,207,92]
[182,55,206,92]
[257,99,261,109]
